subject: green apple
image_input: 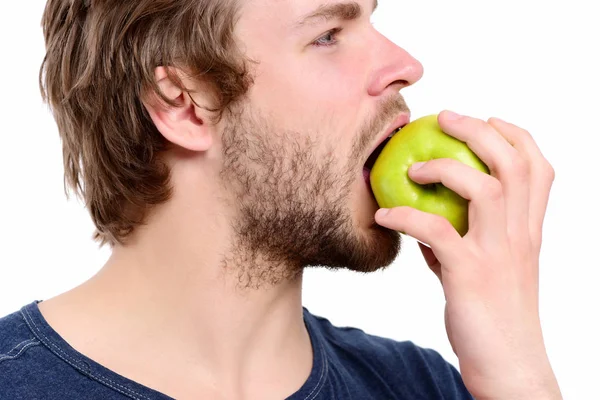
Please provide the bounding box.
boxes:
[369,114,490,236]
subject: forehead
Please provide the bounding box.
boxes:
[239,0,377,32]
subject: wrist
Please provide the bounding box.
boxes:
[472,362,562,400]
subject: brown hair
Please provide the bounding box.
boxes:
[39,0,255,247]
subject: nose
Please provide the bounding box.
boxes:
[367,32,424,96]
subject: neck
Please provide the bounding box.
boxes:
[41,189,313,398]
[90,248,307,373]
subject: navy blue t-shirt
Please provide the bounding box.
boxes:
[0,300,473,399]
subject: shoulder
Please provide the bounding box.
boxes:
[305,308,443,364]
[0,302,50,394]
[0,303,42,364]
[0,303,44,389]
[303,308,473,399]
[0,301,166,399]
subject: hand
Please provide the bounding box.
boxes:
[374,110,561,400]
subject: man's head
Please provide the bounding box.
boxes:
[40,0,423,287]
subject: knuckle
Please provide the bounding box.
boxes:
[519,127,533,139]
[510,155,530,178]
[479,178,503,201]
[429,216,455,237]
[535,157,555,183]
[545,163,556,182]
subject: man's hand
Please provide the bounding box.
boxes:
[374,110,561,400]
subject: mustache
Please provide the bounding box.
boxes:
[372,94,410,136]
[356,95,410,156]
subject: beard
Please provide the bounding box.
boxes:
[217,96,409,290]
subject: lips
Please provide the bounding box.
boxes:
[365,113,410,167]
[364,114,410,172]
[363,137,391,195]
[362,113,410,195]
[363,167,375,196]
[364,136,392,171]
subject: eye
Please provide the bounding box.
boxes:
[311,28,343,48]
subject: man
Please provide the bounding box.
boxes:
[0,0,561,398]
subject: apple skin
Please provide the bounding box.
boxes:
[370,114,490,236]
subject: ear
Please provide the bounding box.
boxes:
[143,66,217,152]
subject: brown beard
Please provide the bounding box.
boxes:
[217,95,409,290]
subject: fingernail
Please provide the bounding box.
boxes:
[411,162,426,171]
[376,208,390,219]
[445,110,463,120]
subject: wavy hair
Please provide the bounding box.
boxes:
[39,0,255,247]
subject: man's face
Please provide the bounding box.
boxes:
[217,0,424,288]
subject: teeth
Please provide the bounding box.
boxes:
[388,127,402,137]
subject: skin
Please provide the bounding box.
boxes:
[37,0,561,399]
[376,112,561,399]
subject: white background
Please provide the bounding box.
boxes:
[1,1,598,398]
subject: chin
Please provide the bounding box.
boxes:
[319,215,401,274]
[347,173,402,272]
[356,224,401,273]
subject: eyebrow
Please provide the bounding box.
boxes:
[294,0,378,29]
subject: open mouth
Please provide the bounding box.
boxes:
[363,125,404,180]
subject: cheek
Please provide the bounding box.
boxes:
[250,53,366,131]
[297,59,365,115]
